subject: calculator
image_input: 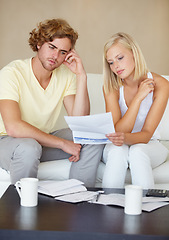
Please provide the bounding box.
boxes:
[146,189,168,197]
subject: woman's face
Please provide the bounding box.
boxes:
[106,42,135,81]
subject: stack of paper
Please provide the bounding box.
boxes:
[38,179,87,197]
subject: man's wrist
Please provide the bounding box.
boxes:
[76,71,87,81]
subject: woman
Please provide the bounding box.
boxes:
[102,32,169,188]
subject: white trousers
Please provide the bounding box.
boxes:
[102,140,168,189]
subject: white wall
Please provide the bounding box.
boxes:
[0,0,169,74]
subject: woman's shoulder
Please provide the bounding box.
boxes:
[152,72,168,82]
[152,72,169,96]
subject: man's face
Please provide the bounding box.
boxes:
[37,37,72,71]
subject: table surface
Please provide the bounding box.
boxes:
[0,185,169,240]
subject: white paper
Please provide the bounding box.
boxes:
[92,193,125,207]
[142,196,169,203]
[91,193,169,212]
[142,202,169,212]
[64,112,115,144]
[38,179,87,197]
[55,191,98,203]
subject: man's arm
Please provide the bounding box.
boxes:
[63,50,90,116]
[0,99,82,161]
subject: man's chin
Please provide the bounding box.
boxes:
[45,63,61,71]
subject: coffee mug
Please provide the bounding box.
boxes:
[15,178,39,207]
[124,185,143,215]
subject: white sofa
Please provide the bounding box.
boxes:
[1,74,169,189]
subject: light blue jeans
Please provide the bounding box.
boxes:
[102,140,169,189]
[0,128,104,187]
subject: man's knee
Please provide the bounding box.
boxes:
[13,138,42,168]
[83,143,105,156]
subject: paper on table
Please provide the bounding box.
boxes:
[92,193,125,207]
[142,202,169,212]
[142,196,169,212]
[55,191,98,203]
[64,112,115,144]
[53,190,169,212]
[38,179,87,197]
[91,193,169,212]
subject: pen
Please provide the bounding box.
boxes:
[96,190,104,202]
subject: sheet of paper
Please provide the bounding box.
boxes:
[142,196,169,203]
[38,179,87,197]
[64,112,115,144]
[92,193,125,207]
[0,181,10,198]
[91,193,169,212]
[142,202,169,212]
[38,179,86,197]
[55,191,98,203]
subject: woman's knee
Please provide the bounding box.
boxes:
[129,144,150,166]
[103,144,128,164]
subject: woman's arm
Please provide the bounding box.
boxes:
[103,86,121,124]
[128,73,169,144]
[105,74,169,145]
[115,78,155,133]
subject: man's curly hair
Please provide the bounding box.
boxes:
[29,19,78,52]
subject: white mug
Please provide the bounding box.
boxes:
[15,178,39,207]
[124,185,143,215]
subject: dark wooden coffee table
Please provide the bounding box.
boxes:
[0,185,169,240]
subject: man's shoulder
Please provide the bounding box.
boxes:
[1,58,31,73]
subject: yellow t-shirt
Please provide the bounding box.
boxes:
[0,58,76,135]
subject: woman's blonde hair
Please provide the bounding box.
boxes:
[29,18,78,51]
[103,32,148,92]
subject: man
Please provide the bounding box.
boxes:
[0,19,104,187]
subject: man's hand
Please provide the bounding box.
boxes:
[63,49,86,76]
[61,138,82,162]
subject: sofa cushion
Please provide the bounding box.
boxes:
[159,100,169,140]
[38,159,71,181]
[159,76,169,140]
[0,168,10,181]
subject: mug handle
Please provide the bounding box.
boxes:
[15,181,21,198]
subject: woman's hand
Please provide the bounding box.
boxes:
[106,132,125,146]
[136,78,155,101]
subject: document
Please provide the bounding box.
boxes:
[64,112,115,144]
[91,193,169,212]
[50,187,169,212]
[55,191,98,203]
[38,179,87,197]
